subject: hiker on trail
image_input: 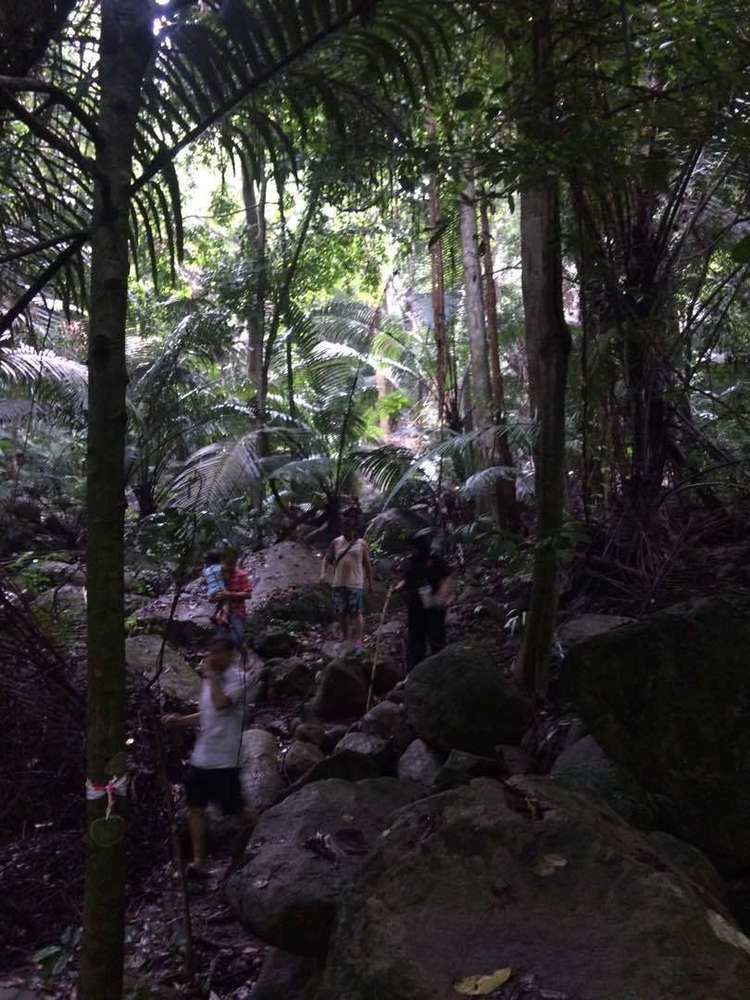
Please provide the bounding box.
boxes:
[210,548,251,666]
[162,637,255,878]
[396,528,451,672]
[321,517,373,648]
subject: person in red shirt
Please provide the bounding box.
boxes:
[211,548,252,665]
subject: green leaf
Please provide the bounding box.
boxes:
[731,235,750,263]
[455,89,484,111]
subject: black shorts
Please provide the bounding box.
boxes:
[185,766,244,816]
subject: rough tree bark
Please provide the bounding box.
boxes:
[460,176,493,435]
[515,3,572,698]
[480,194,519,530]
[80,2,153,998]
[427,117,449,424]
[242,162,268,423]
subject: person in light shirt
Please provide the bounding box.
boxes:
[321,516,373,648]
[162,637,255,877]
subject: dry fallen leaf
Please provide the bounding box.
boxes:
[453,967,512,995]
[533,853,568,876]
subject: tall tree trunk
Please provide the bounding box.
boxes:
[242,164,267,424]
[80,2,152,997]
[427,117,448,424]
[460,175,497,518]
[460,177,492,435]
[480,195,519,531]
[515,4,572,698]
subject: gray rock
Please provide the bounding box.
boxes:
[255,629,299,661]
[321,725,349,754]
[240,729,284,815]
[364,508,429,555]
[360,700,405,738]
[551,735,656,830]
[226,778,423,955]
[335,731,390,769]
[20,558,85,589]
[292,749,382,786]
[406,642,533,755]
[316,777,750,1000]
[648,831,728,906]
[558,614,636,648]
[497,744,535,776]
[33,584,86,617]
[135,592,215,647]
[564,594,750,872]
[283,740,325,784]
[250,949,321,1000]
[125,634,200,703]
[311,653,368,722]
[397,739,443,786]
[293,722,326,747]
[435,750,499,789]
[267,657,314,700]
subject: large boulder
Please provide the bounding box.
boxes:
[551,735,656,830]
[32,585,88,649]
[282,740,325,784]
[266,658,315,700]
[240,729,284,815]
[557,614,635,648]
[406,642,533,755]
[250,949,321,1000]
[135,592,215,647]
[16,559,86,591]
[316,777,750,1000]
[564,594,750,872]
[311,653,369,722]
[364,508,429,555]
[225,778,422,955]
[125,634,200,703]
[254,629,299,660]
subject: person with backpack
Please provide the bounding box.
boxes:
[396,528,452,672]
[321,516,373,648]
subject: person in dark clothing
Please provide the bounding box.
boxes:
[396,529,452,672]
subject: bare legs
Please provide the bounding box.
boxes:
[188,807,208,867]
[188,805,255,874]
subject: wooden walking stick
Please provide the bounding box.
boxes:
[366,583,395,712]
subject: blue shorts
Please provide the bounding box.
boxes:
[333,587,364,617]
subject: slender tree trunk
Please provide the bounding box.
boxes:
[480,195,519,530]
[242,164,267,423]
[80,3,152,997]
[427,118,448,424]
[460,177,492,435]
[460,176,498,519]
[515,3,572,698]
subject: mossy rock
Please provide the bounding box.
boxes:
[563,594,750,872]
[406,642,533,755]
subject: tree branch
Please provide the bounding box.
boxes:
[0,75,99,139]
[0,229,89,266]
[0,87,100,178]
[0,236,86,335]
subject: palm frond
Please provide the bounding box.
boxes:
[169,435,262,511]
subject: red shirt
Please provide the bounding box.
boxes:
[227,568,252,618]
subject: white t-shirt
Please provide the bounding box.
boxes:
[330,536,369,589]
[191,666,245,769]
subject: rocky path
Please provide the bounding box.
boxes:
[4,542,750,999]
